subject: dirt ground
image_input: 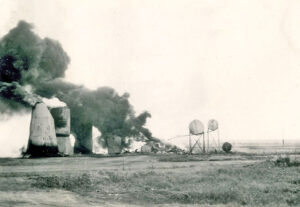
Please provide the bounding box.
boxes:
[0,153,299,207]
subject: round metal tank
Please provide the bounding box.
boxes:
[189,120,204,135]
[208,119,218,131]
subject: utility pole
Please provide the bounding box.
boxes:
[282,128,285,147]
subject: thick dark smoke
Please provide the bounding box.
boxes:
[0,21,69,84]
[0,21,69,112]
[36,80,153,151]
[0,21,153,153]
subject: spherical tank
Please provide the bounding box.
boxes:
[189,120,204,135]
[208,119,218,131]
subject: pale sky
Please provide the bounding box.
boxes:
[1,0,300,151]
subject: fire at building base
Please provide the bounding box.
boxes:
[50,106,73,156]
[24,102,179,157]
[25,102,76,157]
[26,103,59,157]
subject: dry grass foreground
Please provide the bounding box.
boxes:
[0,153,300,207]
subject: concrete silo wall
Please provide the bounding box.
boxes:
[107,135,122,155]
[50,107,73,155]
[26,103,58,157]
[73,122,93,154]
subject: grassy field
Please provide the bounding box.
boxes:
[0,153,300,207]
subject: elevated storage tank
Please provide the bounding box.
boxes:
[208,119,218,131]
[189,120,204,135]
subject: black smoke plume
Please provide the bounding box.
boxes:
[36,80,153,151]
[0,21,69,112]
[0,21,153,153]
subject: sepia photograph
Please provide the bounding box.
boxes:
[0,0,300,206]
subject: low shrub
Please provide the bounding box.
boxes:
[222,142,232,153]
[31,173,92,191]
[274,155,300,167]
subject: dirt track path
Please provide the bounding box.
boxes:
[0,155,260,173]
[0,155,262,207]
